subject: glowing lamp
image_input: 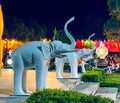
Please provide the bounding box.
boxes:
[7,58,12,65]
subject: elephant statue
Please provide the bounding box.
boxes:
[78,54,94,73]
[11,17,77,95]
[55,33,95,78]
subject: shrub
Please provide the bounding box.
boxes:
[100,73,120,91]
[22,89,113,103]
[82,72,104,82]
[81,68,105,82]
[92,68,105,75]
[84,64,93,71]
[92,68,106,78]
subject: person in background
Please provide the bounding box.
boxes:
[106,55,115,74]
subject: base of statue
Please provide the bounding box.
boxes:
[10,93,30,96]
[57,78,81,90]
[97,58,107,67]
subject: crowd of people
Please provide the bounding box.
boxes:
[105,55,120,73]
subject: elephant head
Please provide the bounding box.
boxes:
[42,17,76,59]
[52,17,76,51]
[77,33,95,57]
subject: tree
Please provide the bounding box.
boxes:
[104,0,120,39]
[17,27,34,42]
[3,16,48,41]
[3,15,26,40]
[104,16,120,39]
[107,0,120,20]
[24,18,48,41]
[52,28,74,44]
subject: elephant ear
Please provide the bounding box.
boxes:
[37,43,51,60]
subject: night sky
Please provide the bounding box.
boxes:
[1,0,110,39]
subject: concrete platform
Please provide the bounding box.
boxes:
[0,96,28,103]
[116,93,120,103]
[72,82,118,102]
[72,82,100,95]
[95,87,118,102]
[57,78,81,90]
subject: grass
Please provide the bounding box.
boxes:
[104,73,120,83]
[99,73,120,92]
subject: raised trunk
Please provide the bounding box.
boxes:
[88,33,95,50]
[64,17,76,49]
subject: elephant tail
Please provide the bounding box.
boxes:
[88,33,95,50]
[64,17,76,49]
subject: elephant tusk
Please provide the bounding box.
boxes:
[54,49,79,54]
[55,54,67,58]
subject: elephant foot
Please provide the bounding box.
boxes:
[36,85,48,90]
[56,74,64,78]
[82,68,86,73]
[23,89,30,94]
[82,70,86,73]
[13,91,30,96]
[81,81,84,83]
[56,76,64,78]
[71,75,80,78]
[71,77,79,79]
[43,85,48,89]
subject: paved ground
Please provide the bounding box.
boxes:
[0,69,120,103]
[116,93,120,103]
[0,69,70,103]
[0,69,67,95]
[0,96,28,103]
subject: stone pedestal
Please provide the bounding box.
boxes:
[57,78,81,90]
[97,59,107,67]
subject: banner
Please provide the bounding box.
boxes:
[0,5,4,67]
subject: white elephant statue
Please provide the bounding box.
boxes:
[79,54,94,73]
[11,17,77,95]
[55,33,95,78]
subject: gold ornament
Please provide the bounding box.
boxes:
[96,42,108,59]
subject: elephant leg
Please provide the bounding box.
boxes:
[36,66,44,89]
[82,66,86,73]
[56,59,64,78]
[13,55,26,95]
[69,58,79,78]
[22,70,29,94]
[70,64,79,78]
[14,67,25,95]
[35,55,48,90]
[33,51,45,90]
[81,61,86,73]
[43,60,49,88]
